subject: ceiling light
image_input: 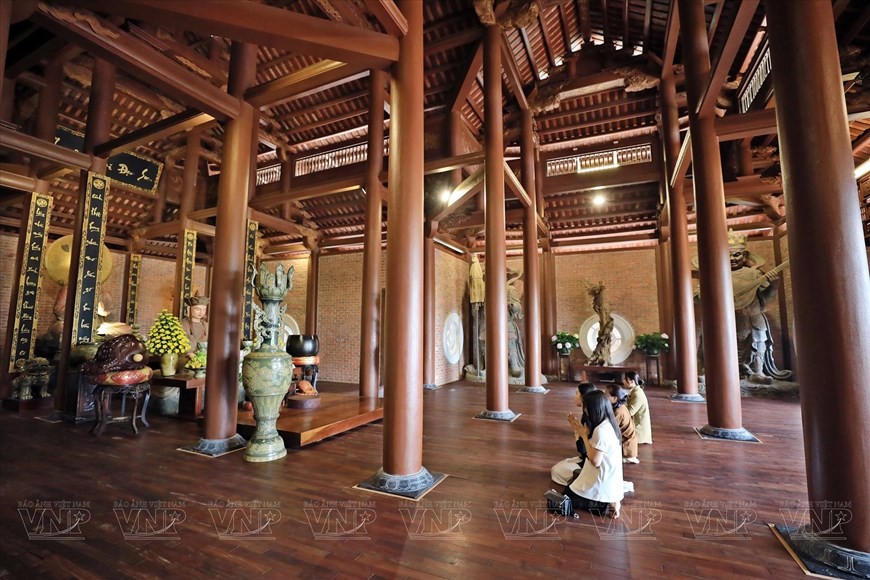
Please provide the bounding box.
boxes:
[441,188,452,203]
[855,158,870,180]
[592,194,606,206]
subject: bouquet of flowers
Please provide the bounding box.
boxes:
[551,331,581,354]
[635,332,669,354]
[146,309,191,355]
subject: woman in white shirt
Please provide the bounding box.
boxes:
[565,389,624,518]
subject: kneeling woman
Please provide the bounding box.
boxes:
[564,390,624,518]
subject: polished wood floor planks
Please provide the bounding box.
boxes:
[0,380,809,578]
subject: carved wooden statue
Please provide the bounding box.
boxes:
[584,279,614,366]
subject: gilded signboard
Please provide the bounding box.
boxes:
[56,126,163,195]
[9,193,53,371]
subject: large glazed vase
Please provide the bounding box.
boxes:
[241,263,295,462]
[286,334,319,357]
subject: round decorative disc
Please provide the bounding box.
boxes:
[442,312,463,365]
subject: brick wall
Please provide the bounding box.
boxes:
[0,234,16,357]
[135,255,208,336]
[435,248,468,384]
[316,251,368,383]
[554,249,661,370]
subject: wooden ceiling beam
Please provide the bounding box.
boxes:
[94,110,214,157]
[247,61,370,109]
[280,88,369,122]
[449,41,483,112]
[538,12,557,68]
[579,0,592,44]
[547,207,655,224]
[504,161,532,208]
[287,108,368,138]
[61,0,400,68]
[841,2,870,48]
[432,167,484,222]
[518,27,537,75]
[4,36,69,78]
[1,128,91,170]
[696,0,759,117]
[544,161,660,195]
[248,208,318,239]
[602,0,611,46]
[552,231,656,247]
[706,0,725,49]
[501,33,529,111]
[537,108,655,136]
[622,0,630,49]
[661,0,680,73]
[363,0,408,37]
[535,94,655,123]
[642,0,652,53]
[557,4,573,51]
[32,5,239,120]
[424,28,482,57]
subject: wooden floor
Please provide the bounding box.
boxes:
[0,380,811,579]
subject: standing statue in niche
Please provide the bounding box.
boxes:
[506,269,525,377]
[727,231,792,383]
[468,254,485,376]
[583,279,614,366]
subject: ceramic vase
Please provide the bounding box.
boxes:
[160,352,179,376]
[241,264,295,462]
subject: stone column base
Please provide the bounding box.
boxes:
[518,386,548,394]
[699,424,757,441]
[183,434,247,457]
[788,525,870,577]
[475,409,519,421]
[423,383,438,390]
[671,393,705,403]
[357,467,445,500]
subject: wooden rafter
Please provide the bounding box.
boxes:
[518,27,537,75]
[63,0,400,68]
[707,0,725,49]
[32,5,240,120]
[535,94,655,123]
[557,4,573,50]
[642,0,652,53]
[363,0,408,37]
[432,167,484,222]
[501,34,529,110]
[697,0,760,117]
[538,12,557,68]
[449,41,483,112]
[601,0,611,46]
[537,108,655,136]
[622,0,630,49]
[247,61,370,109]
[95,110,214,157]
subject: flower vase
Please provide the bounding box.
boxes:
[241,264,295,463]
[559,348,572,357]
[643,348,659,356]
[160,352,179,376]
[194,368,206,379]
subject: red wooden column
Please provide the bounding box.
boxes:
[362,0,436,496]
[305,245,319,335]
[0,0,10,105]
[767,1,870,571]
[519,108,544,393]
[477,23,516,421]
[661,72,702,402]
[540,245,557,376]
[679,0,749,438]
[359,69,387,398]
[54,58,115,416]
[194,42,256,455]
[423,225,436,390]
[30,59,63,176]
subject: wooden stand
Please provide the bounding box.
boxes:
[151,371,205,420]
[557,353,571,382]
[644,354,662,386]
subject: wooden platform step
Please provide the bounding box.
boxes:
[237,393,383,447]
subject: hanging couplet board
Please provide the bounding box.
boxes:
[9,193,53,371]
[125,254,142,327]
[71,173,110,344]
[242,220,259,341]
[179,230,197,321]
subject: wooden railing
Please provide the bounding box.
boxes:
[545,143,653,177]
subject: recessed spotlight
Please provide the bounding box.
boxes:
[592,194,606,206]
[441,188,452,203]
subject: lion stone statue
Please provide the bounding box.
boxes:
[11,357,52,400]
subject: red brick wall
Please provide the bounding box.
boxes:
[0,234,17,357]
[435,248,468,384]
[135,255,208,335]
[554,249,661,370]
[316,251,368,383]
